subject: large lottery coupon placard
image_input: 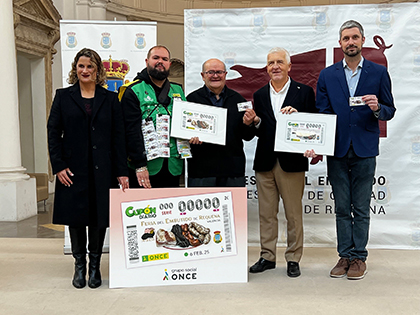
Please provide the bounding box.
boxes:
[274,112,337,156]
[109,188,248,288]
[121,192,237,269]
[171,100,227,145]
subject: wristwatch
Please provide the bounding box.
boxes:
[136,166,148,173]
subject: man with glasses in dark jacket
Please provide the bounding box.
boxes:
[187,58,254,188]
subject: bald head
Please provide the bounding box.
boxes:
[202,58,226,72]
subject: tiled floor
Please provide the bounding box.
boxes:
[0,195,64,238]
[1,195,420,314]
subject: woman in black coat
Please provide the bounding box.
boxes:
[47,48,129,289]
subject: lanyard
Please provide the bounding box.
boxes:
[145,103,171,121]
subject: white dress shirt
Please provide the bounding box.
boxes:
[269,77,291,117]
[255,77,291,129]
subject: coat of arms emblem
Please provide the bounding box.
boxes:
[101,32,112,49]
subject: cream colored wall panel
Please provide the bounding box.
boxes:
[106,10,128,21]
[139,0,160,11]
[167,1,186,15]
[192,2,220,9]
[157,22,184,60]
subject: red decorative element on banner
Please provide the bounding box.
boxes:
[310,155,323,165]
[225,65,269,101]
[226,48,326,102]
[288,48,327,92]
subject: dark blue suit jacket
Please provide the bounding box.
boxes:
[316,59,396,158]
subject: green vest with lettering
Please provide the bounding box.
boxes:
[127,80,186,176]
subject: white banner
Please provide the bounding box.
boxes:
[60,20,157,90]
[185,3,420,249]
[59,20,157,253]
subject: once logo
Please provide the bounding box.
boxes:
[142,252,169,262]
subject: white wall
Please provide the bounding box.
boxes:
[31,57,48,173]
[17,54,49,174]
[17,54,35,173]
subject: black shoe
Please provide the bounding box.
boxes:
[249,257,276,273]
[287,261,301,277]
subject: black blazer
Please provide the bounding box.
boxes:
[47,82,128,228]
[253,79,316,173]
[187,85,255,178]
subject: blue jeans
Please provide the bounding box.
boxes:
[327,146,376,261]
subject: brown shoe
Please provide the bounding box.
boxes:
[330,258,350,278]
[347,259,367,280]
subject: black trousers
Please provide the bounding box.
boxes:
[69,226,106,256]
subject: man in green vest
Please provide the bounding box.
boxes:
[120,45,186,188]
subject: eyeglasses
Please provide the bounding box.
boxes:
[204,70,226,76]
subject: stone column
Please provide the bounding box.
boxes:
[74,0,107,20]
[89,0,107,20]
[0,0,37,221]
